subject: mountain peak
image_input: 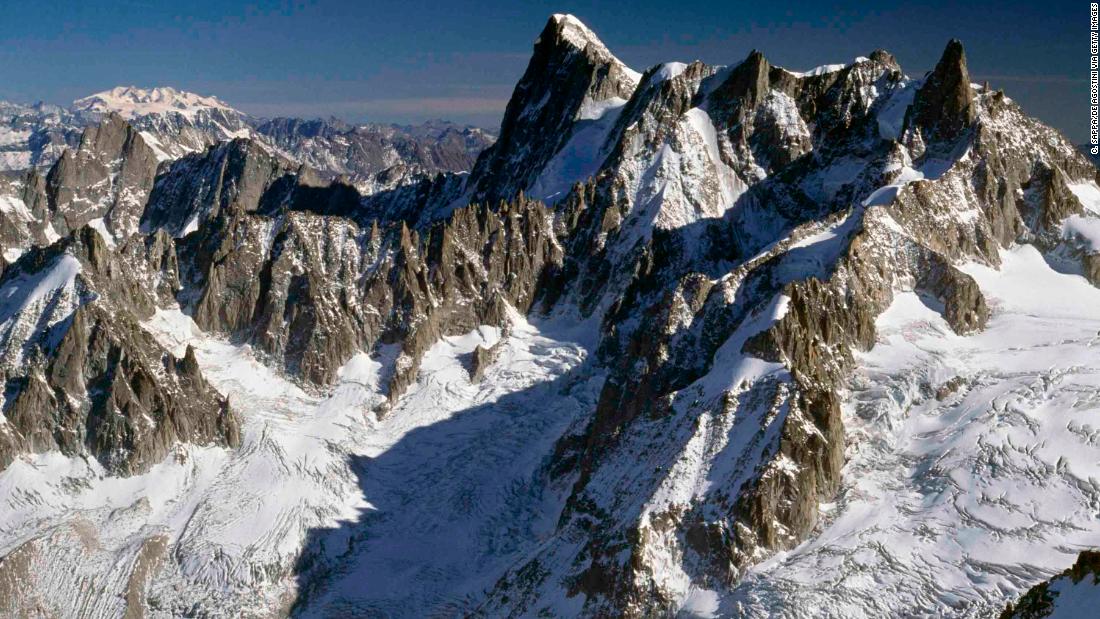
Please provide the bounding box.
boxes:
[941,38,966,63]
[539,13,636,81]
[906,38,976,148]
[868,48,899,68]
[707,48,771,112]
[546,14,605,53]
[931,39,970,90]
[467,14,640,204]
[71,86,235,119]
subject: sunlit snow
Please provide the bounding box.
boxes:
[722,245,1100,616]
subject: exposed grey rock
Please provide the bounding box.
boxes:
[471,33,1100,617]
[44,113,160,239]
[0,227,239,474]
[904,39,976,154]
[140,138,296,238]
[469,337,506,382]
[139,137,563,402]
[467,14,640,205]
[1001,550,1100,618]
[935,375,967,400]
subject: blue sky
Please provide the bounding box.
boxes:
[0,1,1086,140]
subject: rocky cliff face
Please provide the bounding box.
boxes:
[45,112,161,239]
[154,153,562,401]
[467,13,640,206]
[123,133,560,401]
[0,225,239,474]
[0,13,1098,619]
[0,112,161,265]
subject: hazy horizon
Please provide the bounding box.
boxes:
[0,1,1087,140]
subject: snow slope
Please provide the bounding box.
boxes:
[720,245,1100,617]
[294,314,599,615]
[0,306,595,616]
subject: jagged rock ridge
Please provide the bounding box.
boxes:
[0,87,495,193]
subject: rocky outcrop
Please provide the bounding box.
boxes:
[1001,551,1100,618]
[45,113,160,239]
[140,138,296,237]
[905,39,976,154]
[139,138,565,402]
[0,227,238,474]
[0,173,49,263]
[0,114,160,263]
[914,253,989,334]
[228,193,557,402]
[469,337,506,382]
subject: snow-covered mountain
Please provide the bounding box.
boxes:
[1,13,1100,618]
[0,101,85,171]
[0,86,494,191]
[71,86,238,118]
[70,85,256,161]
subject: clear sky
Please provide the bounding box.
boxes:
[0,1,1086,141]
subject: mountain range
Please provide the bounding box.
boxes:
[0,13,1099,618]
[0,85,495,193]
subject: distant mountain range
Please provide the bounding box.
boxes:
[0,86,495,193]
